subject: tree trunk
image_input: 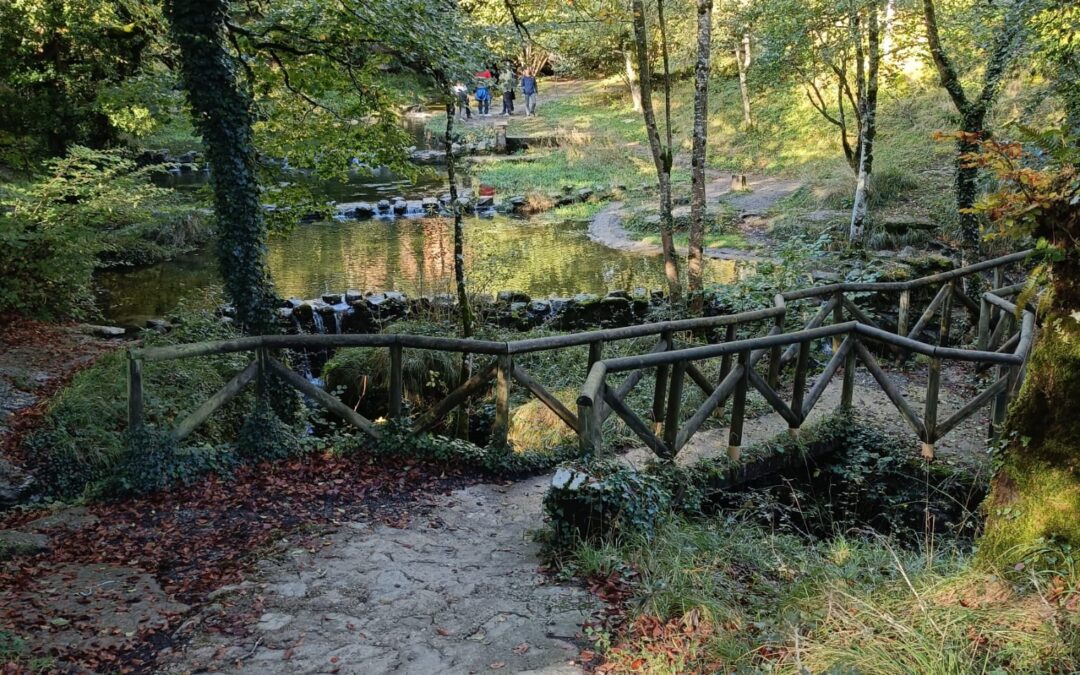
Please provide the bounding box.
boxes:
[736,33,753,129]
[849,2,881,243]
[955,116,984,251]
[445,102,473,439]
[623,47,643,113]
[631,0,681,303]
[689,0,713,314]
[165,0,278,335]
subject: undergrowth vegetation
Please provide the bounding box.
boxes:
[542,415,1079,672]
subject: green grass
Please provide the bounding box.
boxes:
[567,516,1079,673]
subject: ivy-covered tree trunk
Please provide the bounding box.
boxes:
[922,0,1026,254]
[165,0,277,334]
[849,2,881,243]
[631,0,681,303]
[688,0,712,314]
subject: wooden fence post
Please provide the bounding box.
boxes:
[652,330,673,431]
[790,340,811,434]
[922,283,953,460]
[727,350,750,461]
[718,323,736,419]
[897,289,911,337]
[127,354,144,432]
[493,354,512,446]
[768,313,783,387]
[389,343,403,419]
[841,336,856,409]
[588,340,603,371]
[977,294,992,351]
[832,291,844,352]
[256,347,269,399]
[663,361,686,452]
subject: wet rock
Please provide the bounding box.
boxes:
[475,195,495,208]
[392,198,407,214]
[422,197,439,211]
[78,324,126,339]
[0,458,33,508]
[145,318,172,333]
[322,293,344,305]
[23,506,98,533]
[345,289,364,303]
[577,187,594,202]
[0,530,49,560]
[605,290,631,300]
[376,199,392,212]
[284,297,305,309]
[496,291,528,304]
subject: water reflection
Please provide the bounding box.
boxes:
[96,215,752,326]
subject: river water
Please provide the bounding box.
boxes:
[95,119,752,326]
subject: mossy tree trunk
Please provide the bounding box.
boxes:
[981,206,1080,561]
[165,0,278,334]
[445,101,474,439]
[688,0,712,315]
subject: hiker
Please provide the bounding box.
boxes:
[453,81,471,120]
[521,69,538,117]
[475,78,491,116]
[499,66,516,116]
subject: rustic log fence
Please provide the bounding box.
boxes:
[579,250,1036,460]
[128,250,1035,460]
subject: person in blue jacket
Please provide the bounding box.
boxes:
[475,79,491,116]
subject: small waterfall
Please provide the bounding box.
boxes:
[331,303,349,334]
[404,201,426,218]
[312,311,326,334]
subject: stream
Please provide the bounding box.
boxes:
[96,118,752,327]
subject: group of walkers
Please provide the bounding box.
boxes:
[453,65,538,121]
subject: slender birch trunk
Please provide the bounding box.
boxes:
[736,33,753,129]
[849,2,881,243]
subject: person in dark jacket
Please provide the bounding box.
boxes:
[453,81,471,120]
[521,70,538,116]
[499,67,516,116]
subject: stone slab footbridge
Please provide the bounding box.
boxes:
[127,249,1036,464]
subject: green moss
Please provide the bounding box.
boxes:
[507,388,579,453]
[980,321,1080,562]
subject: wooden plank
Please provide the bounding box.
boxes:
[977,295,992,350]
[413,360,498,434]
[127,355,144,431]
[388,344,403,419]
[801,334,854,419]
[604,387,672,458]
[511,363,579,433]
[674,365,742,452]
[747,368,800,428]
[936,376,1008,440]
[768,313,784,387]
[266,356,380,439]
[854,341,925,438]
[685,362,714,397]
[588,340,604,370]
[493,354,512,446]
[173,361,258,441]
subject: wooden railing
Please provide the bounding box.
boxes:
[126,308,782,446]
[128,250,1035,459]
[578,250,1036,461]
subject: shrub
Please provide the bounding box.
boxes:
[0,211,98,319]
[322,319,461,416]
[544,458,672,549]
[26,303,253,498]
[507,388,579,453]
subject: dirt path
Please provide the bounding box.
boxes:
[164,475,595,675]
[588,173,801,261]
